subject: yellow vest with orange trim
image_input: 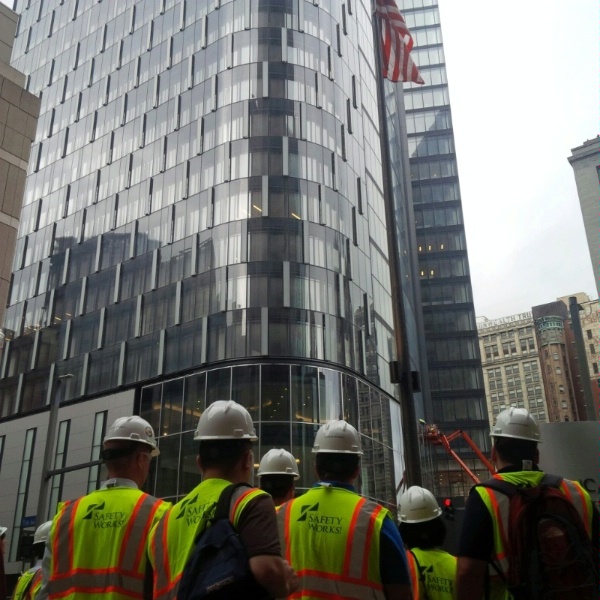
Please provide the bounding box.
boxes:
[147,478,269,600]
[475,471,595,600]
[12,567,42,600]
[406,548,456,600]
[277,485,389,600]
[48,487,169,600]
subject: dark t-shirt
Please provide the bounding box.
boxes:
[236,493,282,558]
[458,467,600,561]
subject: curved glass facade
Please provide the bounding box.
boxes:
[1,0,409,505]
[140,362,404,509]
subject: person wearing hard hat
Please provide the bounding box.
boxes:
[258,448,300,507]
[38,416,170,600]
[456,407,599,600]
[11,521,52,600]
[146,400,298,600]
[277,419,413,600]
[398,487,456,600]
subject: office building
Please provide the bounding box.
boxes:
[568,136,600,296]
[0,0,430,570]
[399,0,488,497]
[532,300,582,423]
[576,296,600,420]
[0,3,40,353]
[477,312,547,426]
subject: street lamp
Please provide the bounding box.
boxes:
[35,373,73,526]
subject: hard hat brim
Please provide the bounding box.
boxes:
[258,471,300,479]
[491,432,541,442]
[312,448,363,455]
[194,433,258,442]
[103,437,160,456]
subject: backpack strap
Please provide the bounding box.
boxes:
[539,473,563,489]
[213,482,253,522]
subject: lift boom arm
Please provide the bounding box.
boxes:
[423,425,495,484]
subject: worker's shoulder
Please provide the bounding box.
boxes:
[231,484,272,510]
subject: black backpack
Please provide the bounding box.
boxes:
[479,474,598,600]
[177,483,270,600]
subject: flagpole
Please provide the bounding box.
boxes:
[370,0,422,488]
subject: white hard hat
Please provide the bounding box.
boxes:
[0,526,6,537]
[258,449,300,479]
[194,400,258,441]
[312,420,363,455]
[398,486,442,523]
[33,521,53,545]
[104,416,160,456]
[491,407,541,443]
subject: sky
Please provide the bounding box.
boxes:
[1,0,596,319]
[436,0,599,319]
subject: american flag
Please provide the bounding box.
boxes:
[375,0,424,84]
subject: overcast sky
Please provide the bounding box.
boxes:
[437,0,598,319]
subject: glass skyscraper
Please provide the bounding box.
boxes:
[0,0,420,550]
[400,0,489,496]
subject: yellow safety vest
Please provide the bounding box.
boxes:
[12,567,42,600]
[148,478,268,600]
[277,485,390,600]
[474,472,594,600]
[406,548,456,600]
[48,487,169,600]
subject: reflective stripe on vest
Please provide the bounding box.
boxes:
[29,570,43,600]
[476,473,594,579]
[149,480,268,600]
[12,568,40,600]
[405,552,420,600]
[279,486,388,600]
[49,489,167,600]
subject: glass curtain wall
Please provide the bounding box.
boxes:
[1,0,410,505]
[399,0,489,497]
[140,363,402,510]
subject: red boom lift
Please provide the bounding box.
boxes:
[422,423,495,484]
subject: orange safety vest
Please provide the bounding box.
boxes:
[475,471,594,600]
[48,487,169,600]
[148,478,268,600]
[277,485,390,600]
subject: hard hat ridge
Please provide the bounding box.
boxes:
[258,448,300,479]
[312,420,363,455]
[33,521,53,545]
[194,400,258,441]
[104,416,160,456]
[491,407,541,443]
[398,486,442,523]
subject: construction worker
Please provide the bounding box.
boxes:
[456,407,599,600]
[11,521,52,600]
[147,400,298,600]
[38,416,170,600]
[277,419,413,600]
[398,486,456,600]
[257,448,300,507]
